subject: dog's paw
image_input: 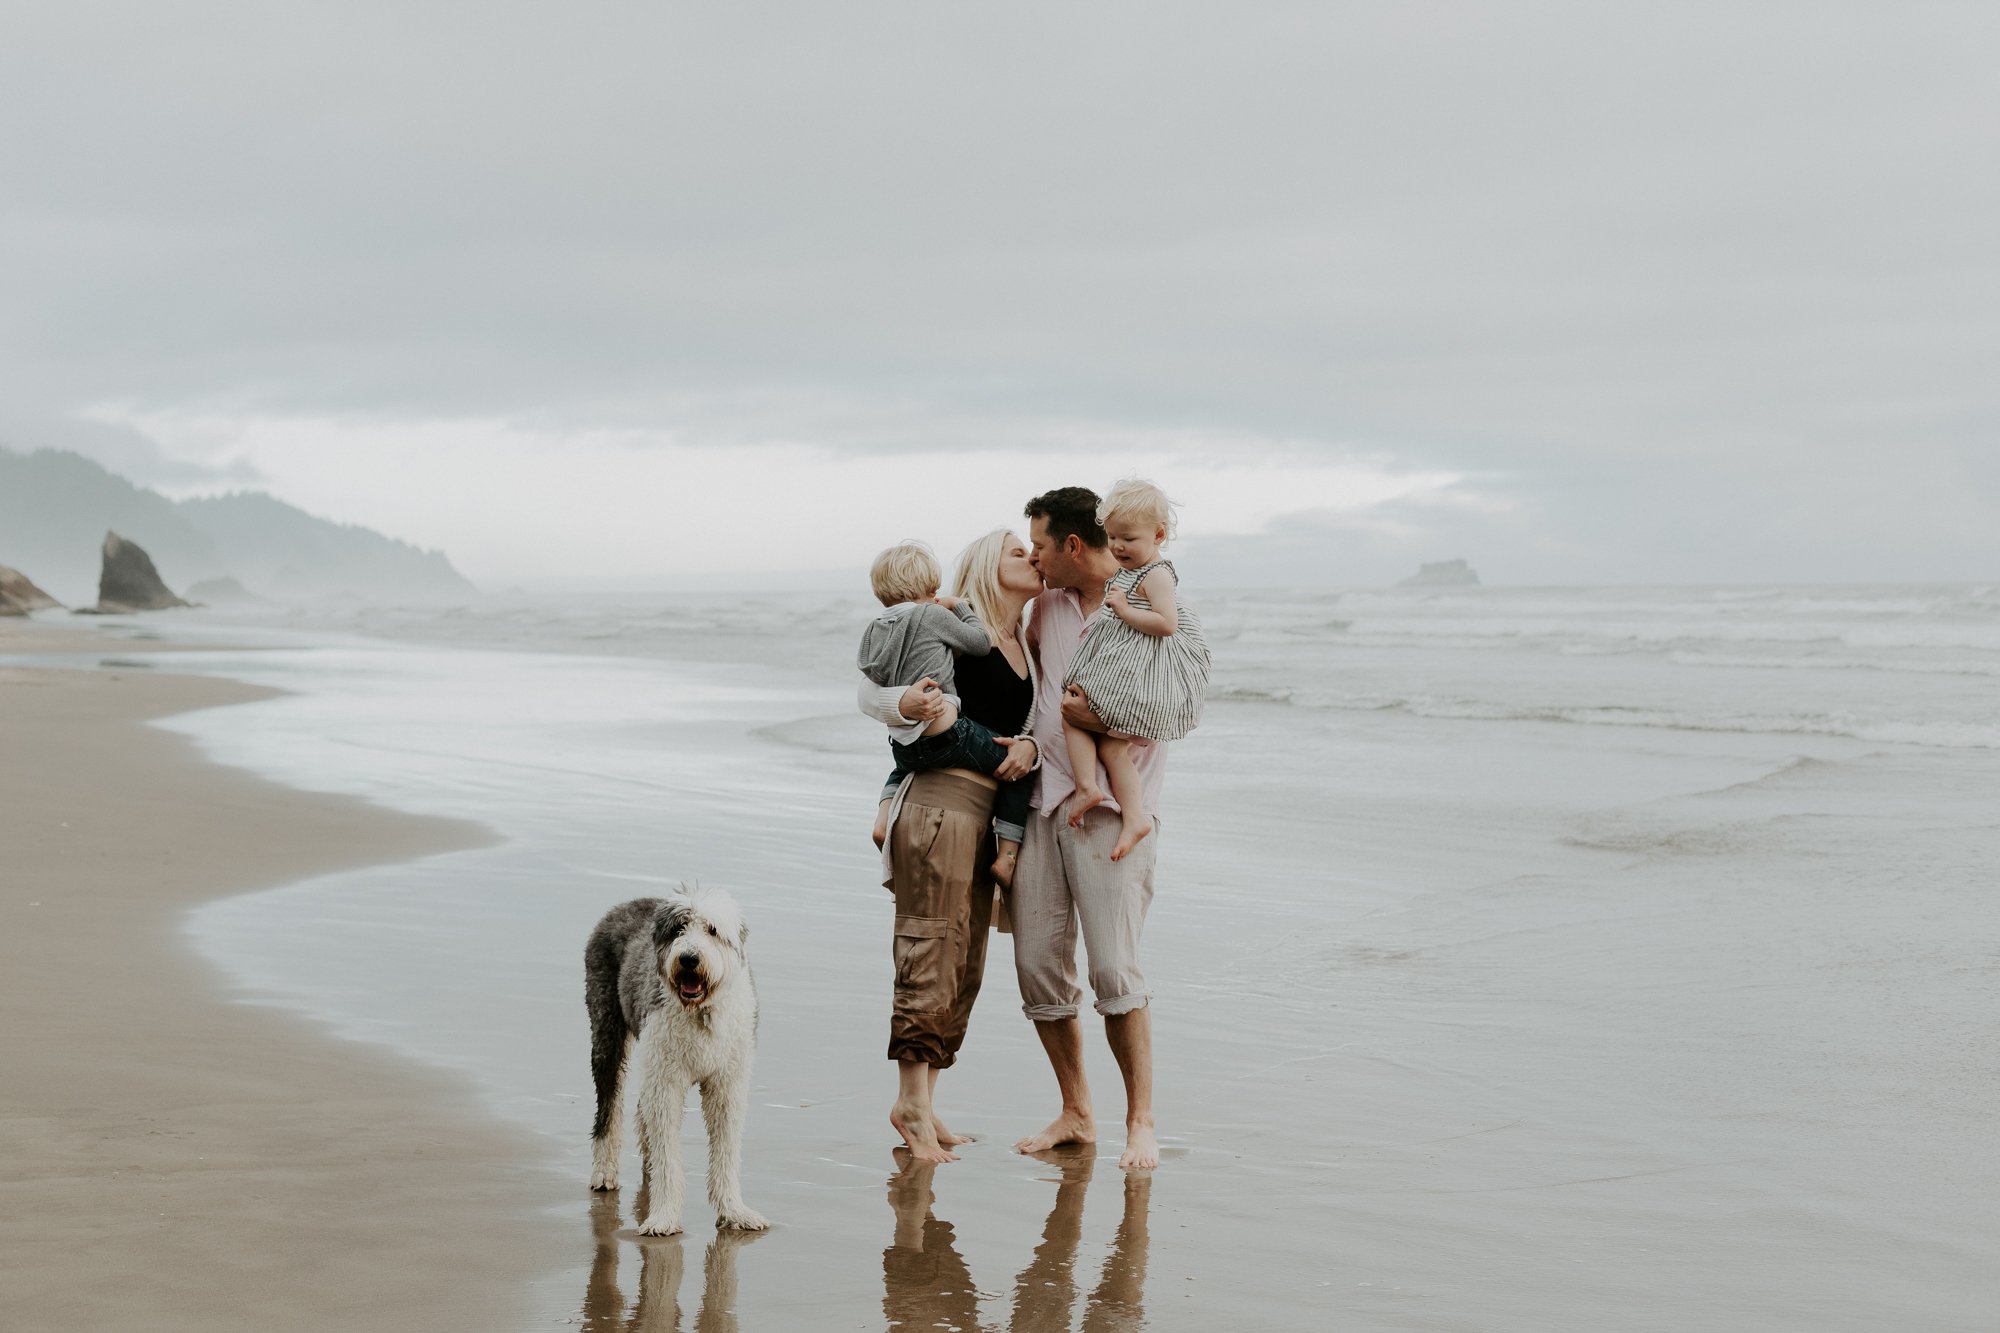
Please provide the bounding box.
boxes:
[636,1214,684,1237]
[588,1168,619,1191]
[716,1205,770,1232]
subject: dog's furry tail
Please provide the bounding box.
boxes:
[584,919,634,1142]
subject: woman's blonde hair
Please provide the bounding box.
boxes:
[953,528,1029,646]
[1097,476,1178,542]
[870,540,942,606]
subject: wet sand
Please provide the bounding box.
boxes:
[0,624,562,1332]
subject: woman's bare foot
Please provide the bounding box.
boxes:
[991,843,1019,888]
[890,1099,959,1164]
[1110,813,1151,861]
[1118,1118,1159,1170]
[1014,1110,1097,1154]
[932,1115,973,1148]
[1066,785,1105,827]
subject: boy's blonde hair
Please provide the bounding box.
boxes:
[1097,477,1178,542]
[870,540,942,606]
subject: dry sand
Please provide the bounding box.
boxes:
[0,625,562,1332]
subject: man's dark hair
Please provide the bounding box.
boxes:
[1023,486,1107,550]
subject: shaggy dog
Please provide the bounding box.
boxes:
[585,888,769,1235]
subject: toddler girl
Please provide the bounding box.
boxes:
[1061,478,1212,859]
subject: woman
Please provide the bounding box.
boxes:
[859,529,1043,1163]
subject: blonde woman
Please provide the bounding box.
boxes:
[857,529,1042,1163]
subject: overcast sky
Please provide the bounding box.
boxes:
[2,1,1995,588]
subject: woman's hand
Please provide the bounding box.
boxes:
[993,736,1038,781]
[898,678,948,723]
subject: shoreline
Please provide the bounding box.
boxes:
[0,624,566,1332]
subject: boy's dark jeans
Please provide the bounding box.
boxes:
[882,716,1031,844]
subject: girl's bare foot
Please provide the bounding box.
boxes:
[933,1116,973,1147]
[890,1100,959,1164]
[1014,1110,1097,1154]
[1067,786,1105,827]
[991,844,1019,888]
[1118,1118,1159,1170]
[1110,814,1152,861]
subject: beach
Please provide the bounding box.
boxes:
[0,624,562,1332]
[4,585,1999,1331]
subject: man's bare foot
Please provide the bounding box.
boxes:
[991,844,1019,888]
[1118,1119,1159,1170]
[1067,786,1105,828]
[890,1099,959,1164]
[1110,815,1152,861]
[1014,1110,1097,1154]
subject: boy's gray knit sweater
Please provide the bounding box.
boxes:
[857,601,992,694]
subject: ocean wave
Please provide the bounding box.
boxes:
[1667,650,2000,678]
[1209,683,1296,705]
[1206,686,2000,749]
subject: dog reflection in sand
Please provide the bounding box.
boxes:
[585,889,768,1236]
[883,1146,1151,1331]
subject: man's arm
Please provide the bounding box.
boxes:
[1061,683,1109,735]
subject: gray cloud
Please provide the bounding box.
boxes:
[2,1,1996,579]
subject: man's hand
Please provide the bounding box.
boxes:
[898,678,948,723]
[993,736,1038,781]
[1061,684,1107,733]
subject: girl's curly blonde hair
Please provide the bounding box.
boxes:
[1096,477,1178,542]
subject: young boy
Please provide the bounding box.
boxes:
[859,541,1030,886]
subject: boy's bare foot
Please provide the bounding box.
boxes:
[991,844,1019,888]
[1014,1110,1097,1154]
[1118,1118,1159,1170]
[872,821,888,850]
[890,1099,959,1164]
[1066,786,1105,827]
[1110,815,1151,861]
[872,799,892,849]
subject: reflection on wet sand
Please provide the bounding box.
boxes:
[582,1191,763,1333]
[884,1147,1151,1332]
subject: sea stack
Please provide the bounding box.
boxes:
[83,532,191,613]
[1397,559,1482,588]
[0,565,64,615]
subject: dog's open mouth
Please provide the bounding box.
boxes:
[674,975,708,1004]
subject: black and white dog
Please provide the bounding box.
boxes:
[584,889,768,1235]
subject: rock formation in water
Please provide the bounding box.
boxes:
[0,565,64,615]
[80,531,191,613]
[1397,559,1481,588]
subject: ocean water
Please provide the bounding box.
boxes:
[38,583,2000,1331]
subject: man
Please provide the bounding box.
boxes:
[1011,486,1167,1170]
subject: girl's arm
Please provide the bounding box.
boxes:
[1106,567,1178,636]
